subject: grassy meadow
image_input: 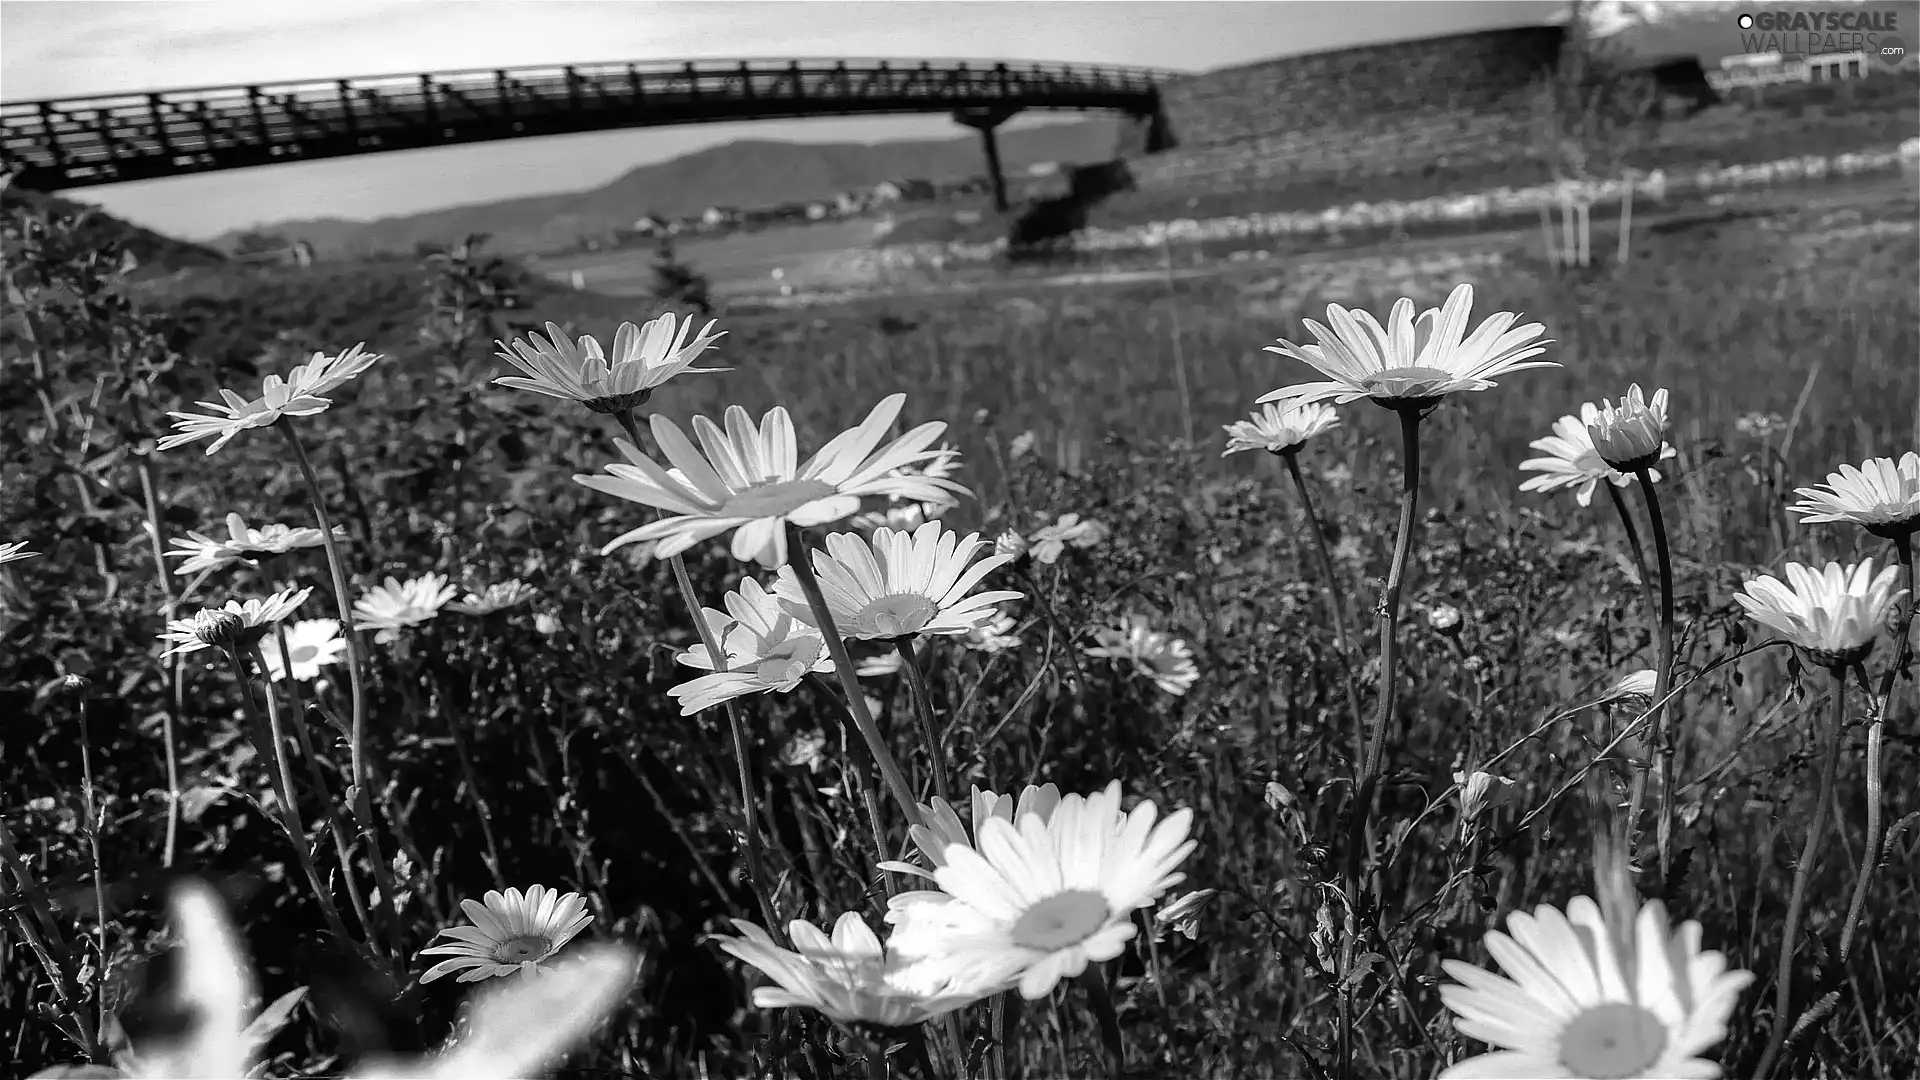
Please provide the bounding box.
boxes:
[3,169,1918,1080]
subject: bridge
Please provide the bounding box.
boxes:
[0,58,1179,211]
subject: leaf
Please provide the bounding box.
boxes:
[241,987,307,1052]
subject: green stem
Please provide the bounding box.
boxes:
[897,636,950,801]
[785,521,923,831]
[1629,468,1678,879]
[278,422,402,954]
[70,687,109,1039]
[233,644,352,941]
[274,625,378,948]
[135,455,184,869]
[612,406,781,933]
[1753,671,1847,1080]
[1337,404,1424,1080]
[425,664,509,891]
[1839,532,1915,964]
[1281,449,1368,773]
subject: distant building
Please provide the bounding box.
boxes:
[701,205,740,228]
[805,201,831,220]
[1026,161,1061,177]
[870,181,905,203]
[631,213,670,234]
[834,190,866,214]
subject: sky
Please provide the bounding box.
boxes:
[1,0,1565,239]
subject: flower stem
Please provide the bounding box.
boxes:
[134,454,184,869]
[424,664,509,891]
[896,637,950,801]
[231,645,352,941]
[1838,532,1915,964]
[1604,481,1657,620]
[1338,403,1424,1080]
[273,626,378,947]
[785,521,923,831]
[278,422,402,953]
[1628,467,1678,879]
[612,406,780,933]
[1281,449,1367,772]
[69,686,109,1038]
[1753,670,1847,1080]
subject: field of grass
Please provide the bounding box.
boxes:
[3,168,1918,1080]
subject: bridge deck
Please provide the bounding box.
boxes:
[1,58,1176,190]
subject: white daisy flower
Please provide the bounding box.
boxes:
[848,498,953,536]
[1028,513,1109,565]
[669,577,834,716]
[157,344,382,455]
[493,314,727,414]
[1586,385,1672,472]
[876,784,1064,883]
[259,619,345,683]
[884,781,1196,1001]
[353,573,459,644]
[1789,452,1920,538]
[1221,401,1341,457]
[711,913,987,1028]
[1084,617,1200,696]
[1734,412,1787,440]
[164,512,344,575]
[856,650,906,678]
[1260,283,1554,408]
[446,579,540,616]
[419,885,594,984]
[1518,404,1675,507]
[774,520,1023,641]
[1603,668,1658,709]
[0,541,39,566]
[1732,558,1906,667]
[159,587,313,656]
[573,394,968,568]
[963,612,1023,654]
[108,882,635,1080]
[1436,895,1753,1079]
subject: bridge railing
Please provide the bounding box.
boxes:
[2,59,1177,184]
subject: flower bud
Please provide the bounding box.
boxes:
[1454,769,1516,833]
[189,609,248,651]
[1587,384,1670,472]
[1154,888,1218,941]
[1605,668,1657,709]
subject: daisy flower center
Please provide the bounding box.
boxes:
[754,640,818,684]
[858,594,939,639]
[721,478,837,518]
[491,934,554,964]
[1010,889,1111,952]
[1556,1002,1668,1079]
[1360,365,1454,396]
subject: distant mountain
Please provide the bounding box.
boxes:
[214,118,1126,259]
[3,185,227,274]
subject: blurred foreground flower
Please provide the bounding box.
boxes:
[420,885,595,984]
[886,781,1196,1000]
[159,587,312,657]
[1789,452,1920,539]
[712,914,985,1027]
[776,520,1022,641]
[43,881,634,1080]
[1436,895,1752,1079]
[1,541,41,565]
[1260,283,1553,408]
[353,573,459,643]
[493,314,726,414]
[1028,512,1109,564]
[670,577,834,716]
[157,344,381,455]
[165,513,345,575]
[1085,616,1199,696]
[1518,404,1673,507]
[447,579,540,616]
[259,619,344,682]
[574,394,966,568]
[1221,400,1340,457]
[1586,385,1671,472]
[1732,558,1906,668]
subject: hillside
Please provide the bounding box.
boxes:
[210,118,1125,259]
[1,186,227,274]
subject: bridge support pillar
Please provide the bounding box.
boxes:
[953,105,1023,213]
